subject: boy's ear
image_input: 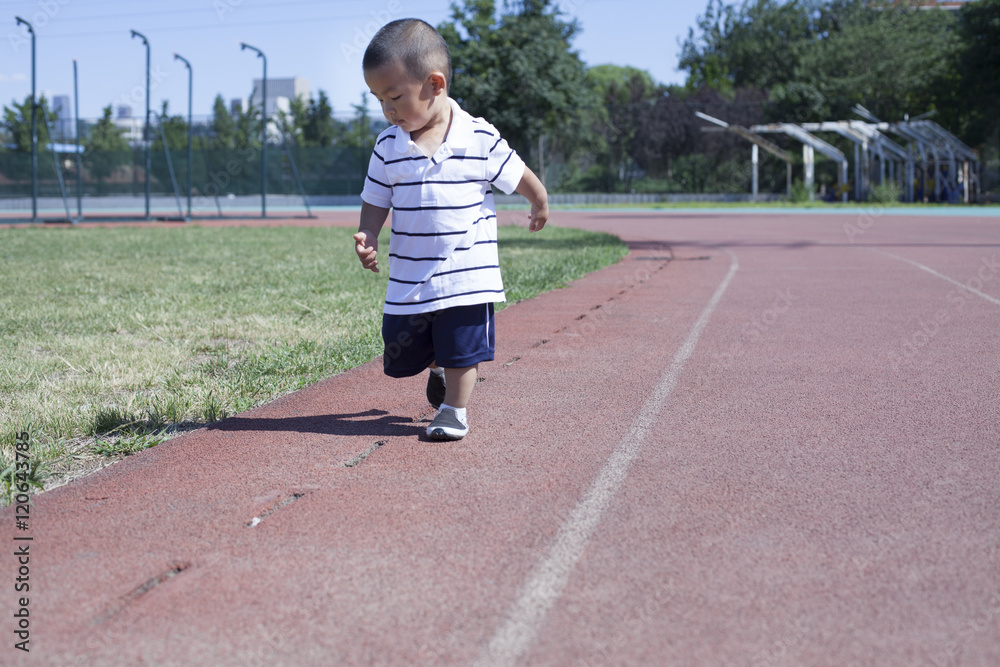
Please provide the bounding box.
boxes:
[428,72,447,95]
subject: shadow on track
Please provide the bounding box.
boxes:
[207,409,425,438]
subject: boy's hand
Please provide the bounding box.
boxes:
[514,167,548,233]
[354,230,380,273]
[528,201,549,232]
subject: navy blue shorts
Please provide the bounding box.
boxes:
[382,303,495,378]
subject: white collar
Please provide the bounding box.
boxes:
[391,98,473,160]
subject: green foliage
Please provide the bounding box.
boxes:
[0,428,49,506]
[2,94,56,152]
[587,65,659,106]
[583,65,662,192]
[869,181,901,204]
[210,94,237,149]
[792,1,962,122]
[345,92,378,151]
[0,459,48,506]
[788,179,813,203]
[439,0,595,168]
[952,0,1000,147]
[278,95,309,146]
[152,101,190,151]
[680,0,983,142]
[83,105,130,188]
[304,91,339,148]
[235,101,262,149]
[208,93,261,150]
[680,0,819,95]
[89,431,167,457]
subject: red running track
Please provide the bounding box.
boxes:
[3,210,999,666]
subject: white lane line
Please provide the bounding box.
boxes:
[868,248,1000,307]
[474,251,740,667]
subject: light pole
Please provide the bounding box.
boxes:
[74,58,82,220]
[130,30,151,220]
[240,42,267,218]
[174,53,193,221]
[15,17,37,221]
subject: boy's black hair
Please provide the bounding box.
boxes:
[362,19,452,88]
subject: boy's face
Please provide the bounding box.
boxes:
[364,60,447,135]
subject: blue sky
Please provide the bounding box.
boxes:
[1,0,705,121]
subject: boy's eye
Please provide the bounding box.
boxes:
[391,95,402,101]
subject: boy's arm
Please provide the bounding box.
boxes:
[514,166,549,232]
[354,202,390,273]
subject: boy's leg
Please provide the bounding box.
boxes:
[428,364,476,440]
[427,304,493,440]
[427,363,446,409]
[442,364,478,409]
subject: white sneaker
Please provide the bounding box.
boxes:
[426,407,469,441]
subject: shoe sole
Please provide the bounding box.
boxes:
[427,426,467,441]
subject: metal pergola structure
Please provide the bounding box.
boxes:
[694,105,980,204]
[750,123,849,202]
[852,104,979,204]
[694,112,794,200]
[890,120,979,204]
[800,121,913,203]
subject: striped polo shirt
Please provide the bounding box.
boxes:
[360,98,526,315]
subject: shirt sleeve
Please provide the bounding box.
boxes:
[486,131,526,195]
[360,145,392,209]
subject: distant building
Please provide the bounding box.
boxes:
[117,105,133,119]
[111,117,145,146]
[49,94,73,140]
[249,77,309,116]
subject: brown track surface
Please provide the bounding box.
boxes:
[3,210,999,665]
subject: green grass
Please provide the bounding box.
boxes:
[0,223,627,497]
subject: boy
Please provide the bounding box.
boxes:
[354,18,548,441]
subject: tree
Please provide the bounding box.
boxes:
[439,0,595,170]
[305,90,338,148]
[3,95,55,152]
[583,66,660,191]
[151,100,189,151]
[787,0,962,123]
[277,90,341,148]
[210,94,236,150]
[344,93,377,152]
[679,0,819,96]
[234,101,261,149]
[277,94,309,146]
[84,105,130,191]
[953,0,1000,148]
